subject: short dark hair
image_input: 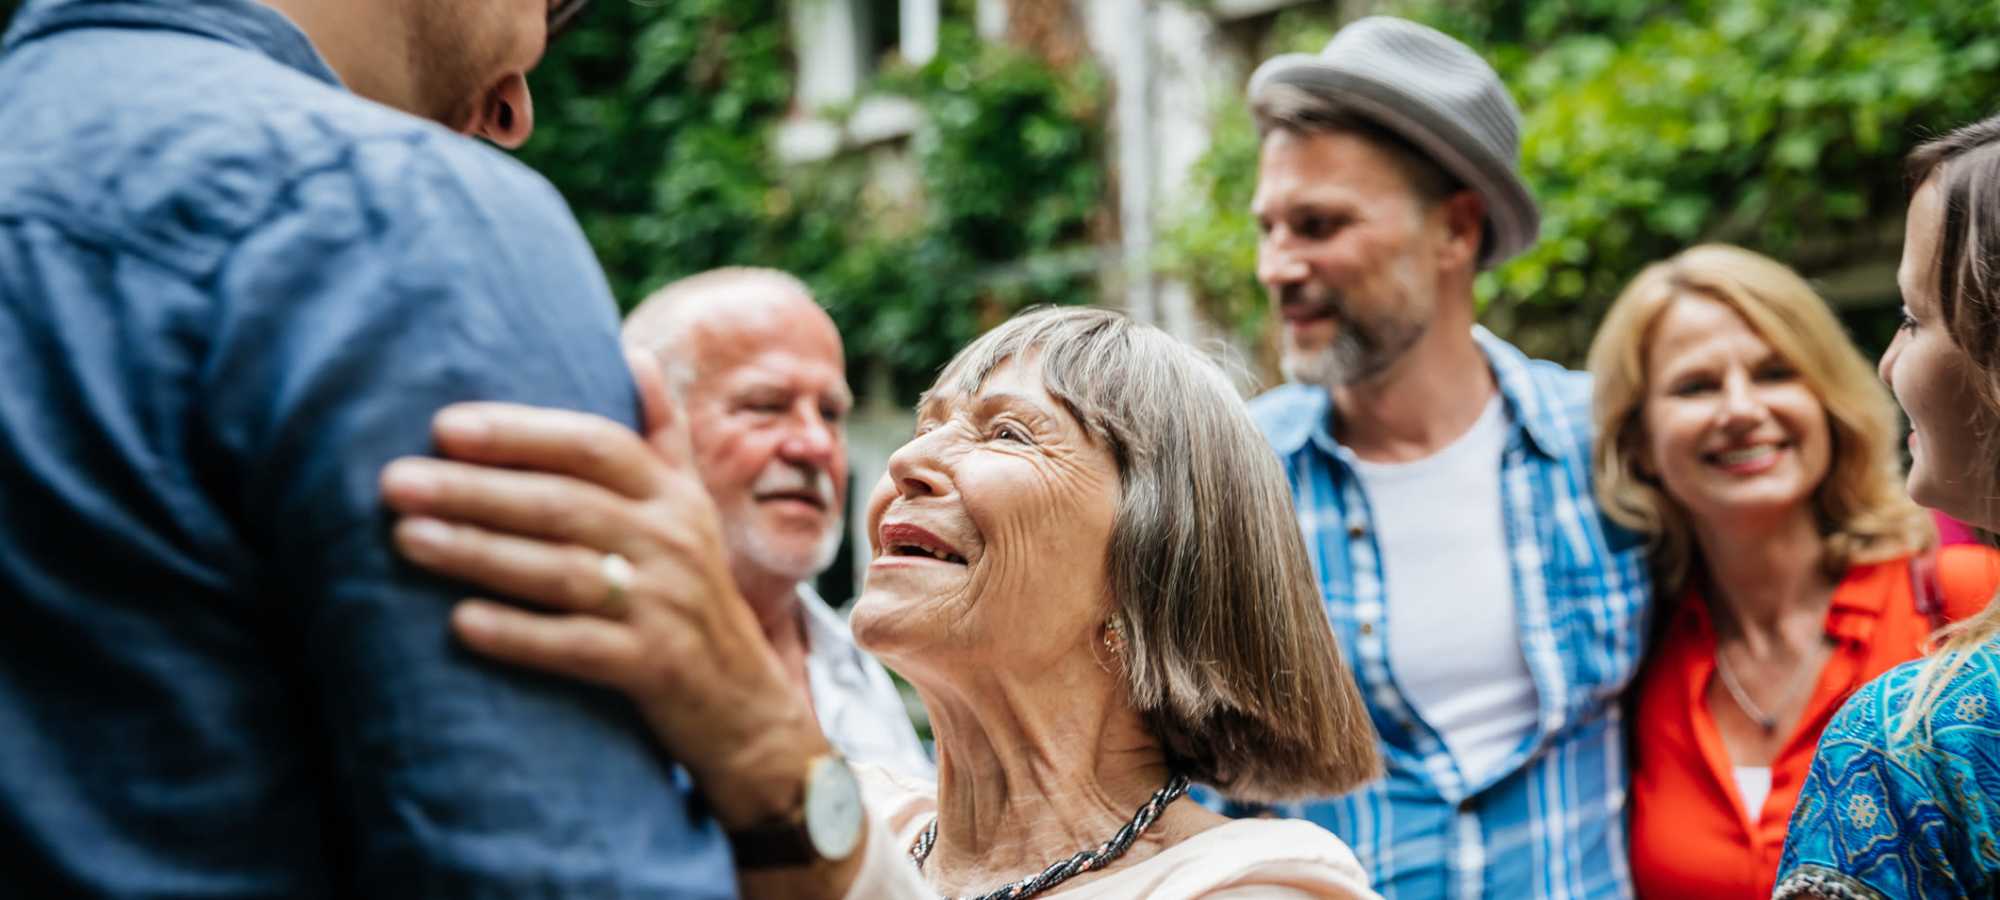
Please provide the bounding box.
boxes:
[1251,83,1465,206]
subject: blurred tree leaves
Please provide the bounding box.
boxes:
[521,2,1105,398]
[1159,0,2000,364]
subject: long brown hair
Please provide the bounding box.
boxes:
[1897,117,2000,736]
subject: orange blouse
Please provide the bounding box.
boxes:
[1628,547,2000,899]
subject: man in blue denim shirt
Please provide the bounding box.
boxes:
[0,0,733,895]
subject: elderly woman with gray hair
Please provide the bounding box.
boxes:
[378,307,1383,898]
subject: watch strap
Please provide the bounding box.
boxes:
[727,819,818,869]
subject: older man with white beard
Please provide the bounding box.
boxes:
[623,268,931,775]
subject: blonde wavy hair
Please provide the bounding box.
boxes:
[1587,244,1931,598]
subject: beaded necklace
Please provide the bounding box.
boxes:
[907,773,1192,900]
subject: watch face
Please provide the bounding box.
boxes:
[805,755,864,861]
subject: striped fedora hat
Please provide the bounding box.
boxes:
[1248,16,1540,269]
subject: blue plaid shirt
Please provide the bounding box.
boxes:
[1246,328,1651,900]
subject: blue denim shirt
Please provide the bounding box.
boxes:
[0,1,733,895]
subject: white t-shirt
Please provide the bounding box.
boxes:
[1734,766,1772,820]
[1349,396,1538,789]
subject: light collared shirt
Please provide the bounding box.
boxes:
[799,586,934,776]
[1244,327,1651,900]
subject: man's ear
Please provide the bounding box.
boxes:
[473,73,535,149]
[1438,189,1486,271]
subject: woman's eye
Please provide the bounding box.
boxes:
[992,424,1026,443]
[1669,379,1716,397]
[1898,306,1919,332]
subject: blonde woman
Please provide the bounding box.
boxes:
[1777,116,2000,899]
[1587,244,2000,898]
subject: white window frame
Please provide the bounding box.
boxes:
[781,0,947,163]
[790,0,943,112]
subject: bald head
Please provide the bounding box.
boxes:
[622,268,851,607]
[624,268,841,387]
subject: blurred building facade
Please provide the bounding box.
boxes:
[780,0,1346,603]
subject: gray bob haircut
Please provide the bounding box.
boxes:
[928,306,1381,801]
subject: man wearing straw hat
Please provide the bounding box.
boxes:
[1240,16,1650,899]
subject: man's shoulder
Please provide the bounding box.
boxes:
[1475,329,1595,461]
[1479,330,1592,411]
[0,25,567,279]
[1246,382,1326,456]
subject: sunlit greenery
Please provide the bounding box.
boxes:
[1160,0,2000,363]
[521,1,1105,399]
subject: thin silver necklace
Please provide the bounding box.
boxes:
[908,773,1191,900]
[1713,643,1815,734]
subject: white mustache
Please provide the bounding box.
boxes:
[752,464,836,507]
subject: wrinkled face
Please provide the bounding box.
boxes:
[407,0,552,146]
[1253,129,1442,389]
[1882,178,1995,527]
[683,306,852,589]
[850,361,1121,676]
[1639,295,1832,527]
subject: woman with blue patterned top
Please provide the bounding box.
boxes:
[1775,115,2000,899]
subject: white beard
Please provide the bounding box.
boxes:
[730,514,846,584]
[1282,337,1373,389]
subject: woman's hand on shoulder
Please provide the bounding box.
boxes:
[378,349,826,828]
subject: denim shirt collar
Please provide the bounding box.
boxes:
[1266,325,1575,462]
[5,0,342,88]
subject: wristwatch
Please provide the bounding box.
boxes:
[726,753,864,869]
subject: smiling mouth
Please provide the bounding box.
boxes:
[1281,302,1335,325]
[758,492,826,511]
[1705,444,1785,467]
[887,543,967,564]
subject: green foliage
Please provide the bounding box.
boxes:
[1157,9,1333,340]
[524,6,1106,398]
[1159,0,2000,364]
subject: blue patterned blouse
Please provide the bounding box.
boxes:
[1775,636,2000,899]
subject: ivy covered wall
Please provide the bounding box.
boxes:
[520,0,1108,401]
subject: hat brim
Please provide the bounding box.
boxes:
[1249,53,1541,269]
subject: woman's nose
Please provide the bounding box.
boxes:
[1718,373,1765,426]
[885,431,949,499]
[1879,330,1907,387]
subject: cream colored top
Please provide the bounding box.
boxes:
[842,765,1381,899]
